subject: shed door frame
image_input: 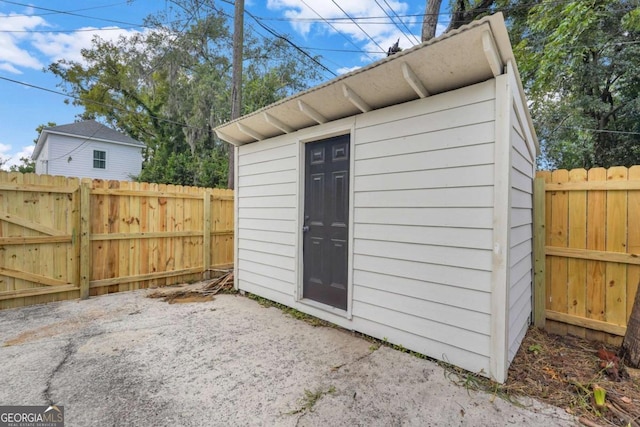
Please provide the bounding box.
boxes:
[296,120,355,319]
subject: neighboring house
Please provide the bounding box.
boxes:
[215,13,538,383]
[32,120,144,181]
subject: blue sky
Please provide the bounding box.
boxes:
[0,0,449,169]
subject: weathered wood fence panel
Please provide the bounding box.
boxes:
[534,166,640,343]
[0,172,234,309]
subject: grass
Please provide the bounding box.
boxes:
[289,386,337,415]
[246,293,332,327]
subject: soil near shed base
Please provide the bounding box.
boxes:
[506,327,640,426]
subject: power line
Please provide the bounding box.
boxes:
[0,0,150,28]
[299,0,375,62]
[300,46,383,54]
[0,75,207,132]
[0,26,140,33]
[329,0,386,53]
[559,126,640,136]
[373,0,414,47]
[0,0,133,18]
[48,124,109,161]
[382,0,420,44]
[218,0,337,78]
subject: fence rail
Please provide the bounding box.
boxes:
[534,166,640,343]
[0,172,233,309]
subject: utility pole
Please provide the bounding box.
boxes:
[228,0,244,190]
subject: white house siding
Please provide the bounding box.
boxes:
[237,137,298,304]
[351,80,497,375]
[507,101,534,362]
[43,134,142,181]
[34,139,49,175]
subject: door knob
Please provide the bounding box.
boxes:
[302,226,310,232]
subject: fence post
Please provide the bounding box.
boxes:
[533,176,546,328]
[79,179,91,299]
[203,189,212,280]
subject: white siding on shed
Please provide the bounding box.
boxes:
[351,80,496,374]
[223,14,539,384]
[236,80,499,376]
[234,77,539,381]
[237,137,298,304]
[508,100,535,362]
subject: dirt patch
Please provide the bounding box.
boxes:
[148,292,215,304]
[506,327,640,426]
[3,320,79,346]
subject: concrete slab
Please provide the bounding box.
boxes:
[0,291,576,426]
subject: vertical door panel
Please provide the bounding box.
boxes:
[303,135,350,310]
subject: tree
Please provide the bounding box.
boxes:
[513,0,640,169]
[48,0,323,187]
[34,122,57,144]
[422,0,496,41]
[422,0,443,41]
[622,286,640,368]
[422,1,640,169]
[9,157,35,173]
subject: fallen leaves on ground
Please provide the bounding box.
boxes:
[505,327,640,426]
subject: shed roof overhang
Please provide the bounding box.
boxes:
[214,13,538,153]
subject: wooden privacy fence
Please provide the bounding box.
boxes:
[0,172,234,309]
[534,166,640,343]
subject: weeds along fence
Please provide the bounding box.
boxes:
[0,172,234,309]
[534,166,640,344]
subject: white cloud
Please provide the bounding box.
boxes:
[0,13,47,72]
[336,65,361,75]
[0,10,142,73]
[32,27,141,64]
[0,63,21,73]
[0,142,12,169]
[267,0,419,61]
[0,144,34,171]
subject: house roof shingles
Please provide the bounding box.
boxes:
[44,120,144,146]
[32,120,144,160]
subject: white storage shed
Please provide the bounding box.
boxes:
[215,13,538,383]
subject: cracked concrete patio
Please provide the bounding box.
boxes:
[0,290,576,426]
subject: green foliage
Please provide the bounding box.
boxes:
[528,343,543,355]
[289,386,337,415]
[9,157,35,173]
[510,0,640,169]
[33,122,57,144]
[48,0,323,187]
[246,293,331,327]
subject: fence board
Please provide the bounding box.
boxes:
[627,166,640,323]
[549,169,569,336]
[536,166,640,341]
[605,167,627,327]
[585,168,606,342]
[0,172,234,309]
[567,168,587,337]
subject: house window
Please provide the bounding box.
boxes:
[93,150,106,169]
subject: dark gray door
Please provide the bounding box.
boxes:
[303,135,350,310]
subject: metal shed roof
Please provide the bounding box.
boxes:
[215,13,538,150]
